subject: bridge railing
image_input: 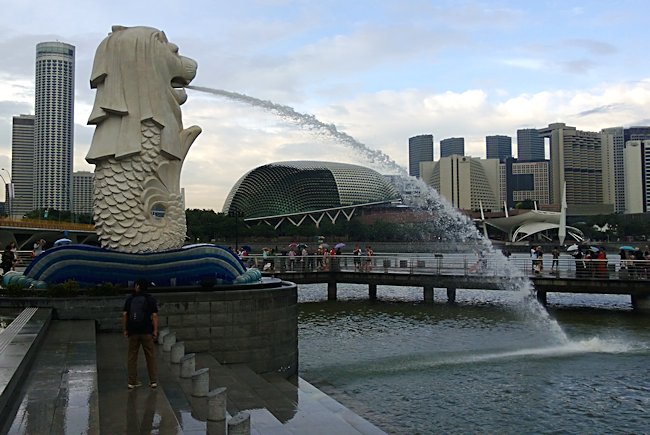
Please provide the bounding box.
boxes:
[0,218,94,232]
[245,253,650,281]
[11,250,650,281]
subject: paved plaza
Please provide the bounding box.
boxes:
[0,314,386,434]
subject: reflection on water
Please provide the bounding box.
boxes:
[0,312,16,333]
[298,284,650,434]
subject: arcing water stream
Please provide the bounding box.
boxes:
[189,85,585,345]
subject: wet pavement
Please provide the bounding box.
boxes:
[2,319,385,434]
[96,333,182,434]
[5,319,99,434]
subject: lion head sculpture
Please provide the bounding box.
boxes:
[86,25,200,163]
[85,25,201,253]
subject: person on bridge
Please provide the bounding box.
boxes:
[596,248,607,279]
[123,278,159,390]
[32,239,46,257]
[551,247,560,273]
[1,245,13,275]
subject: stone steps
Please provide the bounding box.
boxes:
[158,347,386,434]
[3,319,100,434]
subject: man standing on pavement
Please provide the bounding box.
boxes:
[123,278,159,389]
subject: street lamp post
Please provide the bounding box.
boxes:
[229,209,244,251]
[0,169,11,218]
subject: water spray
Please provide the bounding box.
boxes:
[188,85,570,343]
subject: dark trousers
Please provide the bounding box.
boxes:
[127,334,157,384]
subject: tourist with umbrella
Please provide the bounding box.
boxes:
[566,244,579,253]
[595,247,607,279]
[54,237,72,247]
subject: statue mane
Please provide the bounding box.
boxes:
[86,25,196,163]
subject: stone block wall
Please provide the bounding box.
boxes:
[0,281,298,377]
[156,284,298,376]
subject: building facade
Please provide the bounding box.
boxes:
[516,128,545,161]
[33,41,75,212]
[72,171,94,215]
[408,134,434,178]
[420,155,500,211]
[10,115,35,218]
[440,137,465,158]
[623,140,650,213]
[499,159,551,209]
[223,161,399,219]
[601,127,625,213]
[538,123,611,214]
[486,135,512,162]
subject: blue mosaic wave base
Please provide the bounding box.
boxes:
[22,244,248,287]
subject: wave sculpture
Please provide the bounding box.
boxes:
[86,25,201,253]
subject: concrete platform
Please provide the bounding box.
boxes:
[0,308,52,431]
[3,319,98,434]
[1,326,385,434]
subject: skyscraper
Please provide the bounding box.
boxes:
[623,140,650,213]
[499,159,550,209]
[538,123,610,214]
[72,171,95,215]
[601,127,625,213]
[485,135,512,162]
[33,41,75,212]
[408,134,434,178]
[600,126,650,214]
[440,137,464,158]
[516,128,545,161]
[11,114,35,218]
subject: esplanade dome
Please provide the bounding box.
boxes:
[222,161,399,219]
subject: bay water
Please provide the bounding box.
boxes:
[297,283,650,434]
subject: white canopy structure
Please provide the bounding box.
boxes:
[479,209,585,243]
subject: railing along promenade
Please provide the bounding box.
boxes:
[0,218,94,232]
[249,253,650,311]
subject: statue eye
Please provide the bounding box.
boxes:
[168,43,179,54]
[151,203,166,219]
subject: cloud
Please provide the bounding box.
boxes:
[576,103,624,117]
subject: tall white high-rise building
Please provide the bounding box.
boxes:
[11,114,35,217]
[601,127,625,213]
[623,140,650,213]
[33,41,75,212]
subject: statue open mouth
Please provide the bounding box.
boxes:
[171,78,188,104]
[171,57,197,104]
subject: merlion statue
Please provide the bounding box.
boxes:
[86,25,201,253]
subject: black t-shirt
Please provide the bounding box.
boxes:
[123,292,158,335]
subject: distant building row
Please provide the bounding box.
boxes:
[7,41,94,218]
[408,124,650,215]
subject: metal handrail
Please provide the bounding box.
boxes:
[242,253,650,280]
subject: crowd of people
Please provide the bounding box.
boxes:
[618,246,650,279]
[233,243,375,273]
[1,239,47,276]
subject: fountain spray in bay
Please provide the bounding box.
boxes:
[188,85,569,343]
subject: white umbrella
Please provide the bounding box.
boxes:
[566,244,579,252]
[54,238,72,247]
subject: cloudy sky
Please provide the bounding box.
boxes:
[1,0,650,210]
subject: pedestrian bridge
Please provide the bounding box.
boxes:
[0,218,96,250]
[252,253,650,311]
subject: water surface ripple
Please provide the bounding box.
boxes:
[298,284,650,434]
